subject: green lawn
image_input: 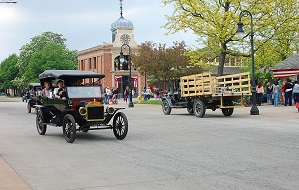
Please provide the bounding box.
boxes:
[133,99,162,105]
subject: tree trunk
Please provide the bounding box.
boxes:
[218,51,226,76]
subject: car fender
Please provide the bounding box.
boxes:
[161,95,174,107]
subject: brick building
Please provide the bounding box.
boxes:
[77,3,145,97]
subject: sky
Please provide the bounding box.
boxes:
[0,0,199,62]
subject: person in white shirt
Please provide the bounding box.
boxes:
[42,81,52,98]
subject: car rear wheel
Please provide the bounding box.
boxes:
[62,114,76,143]
[27,102,31,113]
[113,112,128,140]
[36,110,47,135]
[162,100,171,115]
[193,100,206,118]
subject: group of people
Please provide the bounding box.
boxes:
[41,80,67,99]
[103,87,119,105]
[257,78,299,107]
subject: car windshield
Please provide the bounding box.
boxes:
[66,86,102,98]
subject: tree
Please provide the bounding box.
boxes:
[13,31,77,88]
[0,54,19,95]
[162,0,299,76]
[131,41,201,89]
[24,43,77,82]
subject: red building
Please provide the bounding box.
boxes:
[78,3,146,96]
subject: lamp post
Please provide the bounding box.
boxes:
[120,43,134,108]
[236,10,259,115]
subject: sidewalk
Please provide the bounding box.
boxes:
[0,156,31,190]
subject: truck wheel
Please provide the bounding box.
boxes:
[113,112,128,140]
[221,108,234,116]
[63,114,76,143]
[193,100,206,118]
[187,107,194,114]
[162,100,172,115]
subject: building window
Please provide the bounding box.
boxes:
[93,57,96,69]
[89,58,92,70]
[81,60,84,70]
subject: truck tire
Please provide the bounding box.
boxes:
[221,108,234,116]
[193,100,206,118]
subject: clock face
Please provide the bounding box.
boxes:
[120,34,130,44]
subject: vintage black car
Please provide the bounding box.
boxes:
[26,83,42,113]
[35,70,128,143]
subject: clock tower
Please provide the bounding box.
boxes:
[110,0,138,48]
[78,0,146,98]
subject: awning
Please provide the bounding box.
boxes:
[272,69,299,78]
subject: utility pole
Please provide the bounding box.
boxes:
[0,0,17,3]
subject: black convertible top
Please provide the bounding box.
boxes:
[39,70,105,80]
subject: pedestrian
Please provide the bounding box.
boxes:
[266,81,272,104]
[280,81,285,105]
[284,78,293,106]
[257,82,264,106]
[272,80,280,106]
[142,87,147,100]
[124,86,130,103]
[293,81,299,103]
[106,87,111,104]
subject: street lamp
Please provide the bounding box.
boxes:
[236,10,259,115]
[120,43,134,108]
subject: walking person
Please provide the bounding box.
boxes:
[272,80,280,106]
[293,81,299,103]
[124,86,129,103]
[106,87,111,104]
[257,82,264,106]
[266,81,272,104]
[284,79,294,106]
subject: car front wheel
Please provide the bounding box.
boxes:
[113,112,128,140]
[36,110,47,135]
[62,114,76,143]
[162,100,171,115]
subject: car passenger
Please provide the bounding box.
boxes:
[42,81,52,98]
[54,80,67,99]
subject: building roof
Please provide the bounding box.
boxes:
[111,16,134,31]
[208,67,245,76]
[271,53,299,71]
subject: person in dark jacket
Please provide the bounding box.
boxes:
[284,78,293,106]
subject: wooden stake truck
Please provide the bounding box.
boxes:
[161,72,251,117]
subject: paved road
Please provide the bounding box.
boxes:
[0,97,298,190]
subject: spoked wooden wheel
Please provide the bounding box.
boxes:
[36,109,47,135]
[113,112,128,140]
[62,114,76,143]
